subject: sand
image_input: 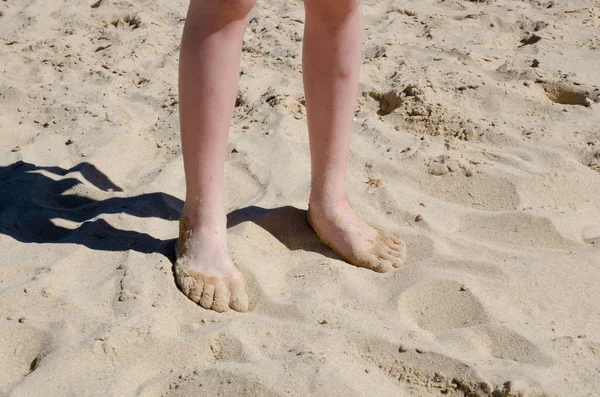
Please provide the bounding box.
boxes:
[1,0,599,395]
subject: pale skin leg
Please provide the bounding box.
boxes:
[303,0,406,273]
[176,0,407,312]
[176,0,255,312]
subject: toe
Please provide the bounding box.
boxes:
[391,235,402,244]
[200,283,215,309]
[379,251,399,263]
[387,237,407,257]
[178,274,193,296]
[211,282,230,313]
[372,259,394,273]
[391,257,405,268]
[228,276,249,312]
[178,275,204,304]
[395,242,407,258]
[389,244,404,253]
[388,237,403,249]
[188,277,204,303]
[384,244,405,260]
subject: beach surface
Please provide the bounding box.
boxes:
[1,0,599,395]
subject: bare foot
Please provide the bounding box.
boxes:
[307,201,406,273]
[174,216,249,312]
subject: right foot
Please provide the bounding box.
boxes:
[174,215,249,312]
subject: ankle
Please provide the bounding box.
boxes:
[308,194,351,220]
[181,202,227,229]
[309,189,349,208]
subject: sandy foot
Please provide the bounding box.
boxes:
[307,202,407,273]
[174,217,249,312]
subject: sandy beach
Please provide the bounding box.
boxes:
[1,0,599,395]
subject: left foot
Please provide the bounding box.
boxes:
[307,200,407,272]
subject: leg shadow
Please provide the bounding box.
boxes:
[1,162,336,261]
[227,205,340,260]
[0,161,182,257]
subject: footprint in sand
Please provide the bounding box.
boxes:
[209,332,247,363]
[397,280,488,333]
[397,280,553,367]
[478,325,552,366]
[0,322,52,388]
[582,225,600,245]
[356,336,489,395]
[458,212,579,249]
[137,367,282,397]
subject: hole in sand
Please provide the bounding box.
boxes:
[519,33,541,46]
[106,14,141,29]
[368,91,403,116]
[29,355,40,371]
[540,82,592,107]
[588,152,600,173]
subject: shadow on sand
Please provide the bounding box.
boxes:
[0,161,335,261]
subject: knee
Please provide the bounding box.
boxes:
[304,0,361,24]
[188,0,257,22]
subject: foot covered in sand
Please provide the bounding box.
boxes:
[174,216,249,312]
[307,200,406,272]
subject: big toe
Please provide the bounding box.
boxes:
[354,253,395,273]
[372,258,395,273]
[358,235,407,272]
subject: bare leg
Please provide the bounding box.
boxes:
[303,0,406,272]
[175,0,255,312]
